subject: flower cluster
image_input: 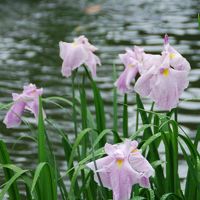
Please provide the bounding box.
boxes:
[2,35,191,200]
[115,35,190,110]
[87,139,154,200]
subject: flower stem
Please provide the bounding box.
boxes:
[123,94,128,138]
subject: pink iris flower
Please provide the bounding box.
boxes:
[115,46,161,93]
[87,140,154,200]
[3,84,44,128]
[59,35,101,77]
[134,35,190,110]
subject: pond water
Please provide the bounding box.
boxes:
[0,0,200,192]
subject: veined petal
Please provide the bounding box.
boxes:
[129,151,154,178]
[170,69,189,95]
[110,160,141,200]
[86,156,113,189]
[149,68,179,110]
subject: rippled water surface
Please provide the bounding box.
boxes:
[0,0,200,190]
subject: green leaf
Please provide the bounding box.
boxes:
[38,96,48,162]
[37,97,57,200]
[31,162,57,200]
[112,64,118,134]
[0,140,21,200]
[0,167,28,200]
[84,66,106,145]
[141,132,161,152]
[160,193,182,200]
[68,128,93,168]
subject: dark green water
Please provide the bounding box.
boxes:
[0,0,200,192]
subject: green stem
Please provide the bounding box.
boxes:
[135,103,139,132]
[72,69,86,199]
[123,94,128,138]
[112,64,118,134]
[72,70,78,138]
[174,108,178,122]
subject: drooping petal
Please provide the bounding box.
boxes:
[87,140,154,200]
[129,151,154,178]
[115,66,138,93]
[109,160,141,200]
[149,68,179,110]
[171,69,189,95]
[139,175,151,188]
[26,100,40,119]
[3,101,26,128]
[84,51,101,77]
[86,156,113,189]
[134,65,156,97]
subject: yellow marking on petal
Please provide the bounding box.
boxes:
[128,64,135,68]
[169,53,176,59]
[116,159,124,168]
[72,42,77,47]
[131,148,138,153]
[162,68,169,77]
[31,89,36,94]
